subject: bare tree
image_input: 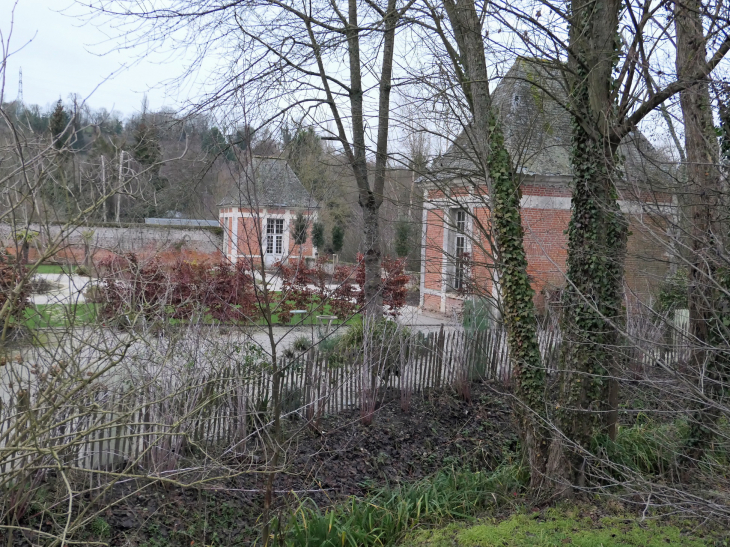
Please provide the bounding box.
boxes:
[85,0,419,317]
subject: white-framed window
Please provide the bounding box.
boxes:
[266,218,284,255]
[222,220,228,255]
[453,209,467,290]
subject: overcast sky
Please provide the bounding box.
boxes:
[2,0,193,117]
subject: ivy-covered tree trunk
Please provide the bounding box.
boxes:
[547,0,628,493]
[440,0,550,489]
[675,0,726,467]
[362,195,383,316]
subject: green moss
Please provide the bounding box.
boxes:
[403,510,712,546]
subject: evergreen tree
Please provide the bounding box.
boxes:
[292,212,308,246]
[71,96,86,150]
[312,221,325,250]
[202,127,234,160]
[331,224,344,254]
[49,100,70,149]
[394,219,411,258]
[285,125,327,198]
[133,120,162,169]
[235,126,253,149]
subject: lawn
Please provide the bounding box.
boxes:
[22,303,98,329]
[19,297,360,329]
[403,509,714,547]
[32,264,77,275]
[261,302,361,326]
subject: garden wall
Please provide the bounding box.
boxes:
[0,223,223,266]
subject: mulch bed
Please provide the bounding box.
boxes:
[4,380,516,546]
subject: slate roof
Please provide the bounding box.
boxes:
[428,58,675,189]
[219,157,319,209]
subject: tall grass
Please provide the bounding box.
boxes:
[595,417,730,477]
[281,465,523,546]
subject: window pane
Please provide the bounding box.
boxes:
[456,235,465,257]
[456,210,466,233]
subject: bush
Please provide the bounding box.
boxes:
[292,336,312,353]
[595,419,683,476]
[320,319,411,372]
[97,254,261,325]
[0,264,29,325]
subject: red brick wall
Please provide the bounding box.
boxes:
[521,207,571,310]
[421,182,670,314]
[226,208,317,265]
[424,208,445,292]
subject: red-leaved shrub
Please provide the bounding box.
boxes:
[97,254,260,324]
[277,254,409,321]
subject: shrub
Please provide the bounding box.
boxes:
[331,224,344,253]
[97,254,261,325]
[321,319,411,372]
[0,264,30,326]
[292,336,312,353]
[394,219,411,258]
[657,270,688,312]
[292,212,308,246]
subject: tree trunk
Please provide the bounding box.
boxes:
[440,0,550,489]
[548,0,628,492]
[343,0,398,318]
[101,155,107,223]
[362,197,383,316]
[675,0,725,467]
[116,151,123,223]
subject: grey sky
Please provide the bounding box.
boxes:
[2,0,191,117]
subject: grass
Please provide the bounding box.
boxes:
[595,417,730,478]
[167,300,362,327]
[404,509,714,546]
[32,264,76,275]
[263,301,361,327]
[281,466,523,547]
[22,303,98,328]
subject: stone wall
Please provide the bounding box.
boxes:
[0,223,223,265]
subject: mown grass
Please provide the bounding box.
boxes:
[167,301,362,327]
[21,303,99,329]
[261,302,361,327]
[32,264,76,275]
[280,466,523,547]
[404,509,714,546]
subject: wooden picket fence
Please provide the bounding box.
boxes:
[0,325,563,476]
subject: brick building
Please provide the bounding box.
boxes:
[219,157,319,267]
[419,58,675,315]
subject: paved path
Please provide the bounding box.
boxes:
[31,274,91,305]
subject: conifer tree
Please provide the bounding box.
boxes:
[311,221,325,250]
[331,224,344,254]
[49,100,70,149]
